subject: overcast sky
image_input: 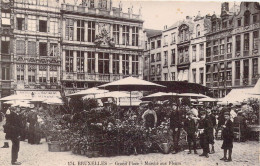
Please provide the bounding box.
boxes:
[65,0,242,30]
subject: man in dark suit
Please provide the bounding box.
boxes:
[198,110,212,158]
[206,107,216,154]
[170,103,182,154]
[4,106,23,165]
[184,112,197,154]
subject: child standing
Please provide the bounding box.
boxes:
[184,112,197,154]
[220,111,234,162]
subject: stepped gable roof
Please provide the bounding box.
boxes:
[144,29,162,38]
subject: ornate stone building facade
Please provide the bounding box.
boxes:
[0,0,14,108]
[12,0,62,97]
[61,0,143,94]
[206,2,260,98]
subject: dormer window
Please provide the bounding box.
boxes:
[212,21,216,32]
[196,24,200,37]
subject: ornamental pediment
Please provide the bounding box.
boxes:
[94,23,115,47]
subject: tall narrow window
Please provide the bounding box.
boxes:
[113,24,119,45]
[171,72,175,81]
[2,66,10,80]
[122,54,129,75]
[200,68,204,84]
[122,25,129,45]
[49,43,58,57]
[244,33,249,51]
[151,54,155,62]
[39,65,47,83]
[179,49,184,63]
[213,40,218,55]
[17,64,25,81]
[184,47,189,63]
[192,46,196,62]
[77,20,85,41]
[77,51,84,72]
[98,52,109,74]
[252,58,258,77]
[227,37,232,53]
[66,19,74,41]
[132,55,139,75]
[171,49,175,65]
[157,40,161,48]
[220,39,225,54]
[28,41,36,56]
[132,27,139,46]
[196,24,200,37]
[156,53,161,61]
[236,35,241,52]
[88,21,95,42]
[65,50,74,72]
[50,71,57,84]
[253,31,259,50]
[28,65,36,83]
[113,54,119,74]
[39,20,47,32]
[235,61,240,79]
[237,19,241,27]
[212,21,216,31]
[199,44,204,60]
[1,36,10,54]
[39,42,47,57]
[164,73,168,81]
[164,51,168,66]
[90,0,95,8]
[87,52,95,73]
[164,35,168,46]
[192,69,196,83]
[243,60,249,78]
[244,11,250,26]
[17,18,25,30]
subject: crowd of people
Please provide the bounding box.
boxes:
[0,97,258,165]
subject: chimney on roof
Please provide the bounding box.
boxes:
[164,25,168,30]
[186,16,190,20]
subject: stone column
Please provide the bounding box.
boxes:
[240,59,243,86]
[138,55,142,75]
[25,14,28,30]
[95,52,98,73]
[119,54,122,74]
[232,35,236,58]
[36,65,39,83]
[24,64,28,84]
[95,22,99,37]
[129,55,132,75]
[47,65,50,84]
[84,52,88,73]
[240,34,244,57]
[119,25,123,45]
[62,19,66,40]
[84,21,88,42]
[57,66,61,84]
[62,50,66,72]
[249,31,253,56]
[249,58,252,85]
[129,26,132,46]
[73,50,77,72]
[73,20,77,41]
[109,53,113,74]
[13,63,17,83]
[231,61,235,86]
[110,24,113,39]
[138,27,142,47]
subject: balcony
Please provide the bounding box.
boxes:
[1,82,11,89]
[112,75,120,81]
[85,74,96,81]
[235,52,241,57]
[98,74,110,82]
[77,73,85,80]
[1,54,11,61]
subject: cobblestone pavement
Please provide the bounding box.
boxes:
[0,122,259,166]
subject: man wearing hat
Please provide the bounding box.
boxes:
[184,111,197,154]
[198,110,212,158]
[4,106,23,165]
[170,103,183,154]
[220,111,234,162]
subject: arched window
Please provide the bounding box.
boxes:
[244,10,251,26]
[196,24,201,37]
